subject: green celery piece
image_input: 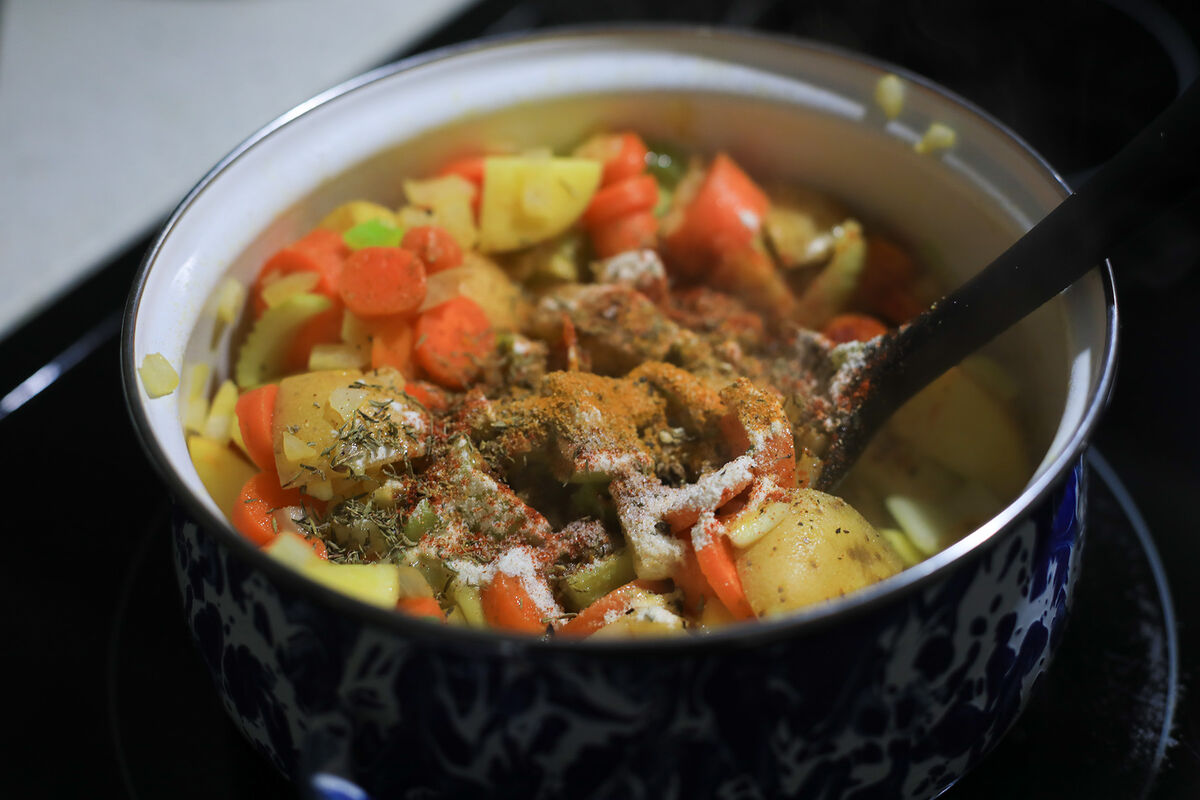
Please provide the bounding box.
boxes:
[343,218,404,250]
[233,292,332,388]
[561,549,636,611]
[403,498,438,541]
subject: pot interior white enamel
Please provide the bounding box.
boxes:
[126,30,1114,628]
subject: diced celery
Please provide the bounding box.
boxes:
[403,498,438,541]
[343,218,404,250]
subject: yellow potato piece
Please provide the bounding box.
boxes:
[888,366,1029,498]
[402,175,478,250]
[478,157,601,252]
[735,489,904,616]
[139,353,179,397]
[187,434,257,519]
[318,200,397,233]
[265,532,400,608]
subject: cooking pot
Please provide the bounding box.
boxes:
[123,28,1117,799]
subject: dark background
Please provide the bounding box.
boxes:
[3,1,1197,797]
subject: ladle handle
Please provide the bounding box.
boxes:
[818,79,1200,490]
[880,80,1195,419]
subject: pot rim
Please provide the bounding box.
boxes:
[122,24,1118,654]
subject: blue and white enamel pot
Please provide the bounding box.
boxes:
[122,29,1117,799]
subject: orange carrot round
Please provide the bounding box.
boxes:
[231,472,307,547]
[284,303,345,372]
[590,210,659,258]
[822,313,888,344]
[403,381,449,412]
[413,296,495,390]
[576,131,649,186]
[582,174,658,229]
[397,596,445,621]
[370,315,416,375]
[692,519,755,621]
[480,572,547,634]
[338,246,427,317]
[253,228,349,316]
[235,384,278,473]
[663,153,768,276]
[401,225,463,274]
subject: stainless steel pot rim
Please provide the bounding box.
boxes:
[122,24,1119,653]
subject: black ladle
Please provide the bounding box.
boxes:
[815,78,1200,491]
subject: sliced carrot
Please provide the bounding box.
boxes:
[673,538,719,616]
[283,303,345,372]
[413,295,495,390]
[692,518,755,621]
[662,153,769,276]
[437,155,485,186]
[338,246,427,317]
[403,380,450,412]
[231,472,308,547]
[370,315,416,375]
[822,313,888,344]
[235,384,278,473]
[253,229,349,316]
[575,131,649,186]
[582,174,658,229]
[856,235,922,324]
[308,537,329,560]
[480,572,547,634]
[559,583,644,638]
[590,210,659,258]
[397,596,445,621]
[401,225,463,274]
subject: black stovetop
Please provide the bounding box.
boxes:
[4,2,1199,798]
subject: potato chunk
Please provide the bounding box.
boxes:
[272,367,429,501]
[735,488,904,616]
[478,157,601,252]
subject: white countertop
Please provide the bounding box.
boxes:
[0,0,472,339]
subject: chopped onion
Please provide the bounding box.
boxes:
[417,267,466,312]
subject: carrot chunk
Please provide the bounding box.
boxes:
[559,582,654,638]
[663,153,769,276]
[401,225,463,274]
[822,313,888,344]
[338,247,427,317]
[576,131,649,186]
[370,315,416,375]
[234,384,278,473]
[413,296,495,390]
[590,210,659,258]
[283,303,345,372]
[480,573,547,634]
[691,518,755,621]
[397,596,445,621]
[253,229,349,315]
[582,174,658,229]
[231,472,308,547]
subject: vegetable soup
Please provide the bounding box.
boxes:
[172,131,1029,637]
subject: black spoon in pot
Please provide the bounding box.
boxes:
[814,78,1200,491]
